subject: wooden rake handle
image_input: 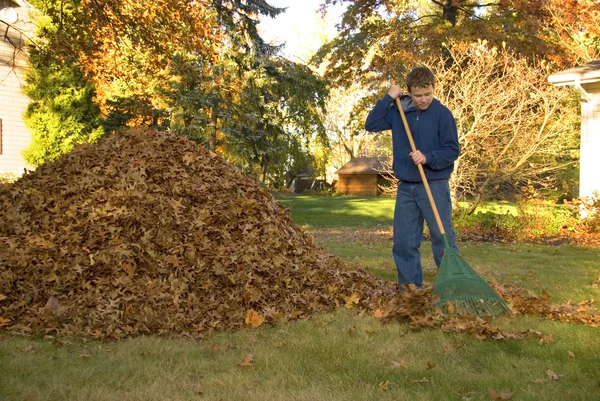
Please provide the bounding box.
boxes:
[394,98,446,235]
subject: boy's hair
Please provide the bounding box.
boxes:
[405,66,435,90]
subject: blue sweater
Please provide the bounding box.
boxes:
[365,94,459,183]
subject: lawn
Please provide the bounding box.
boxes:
[1,195,599,401]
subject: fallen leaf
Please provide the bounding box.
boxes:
[390,360,408,369]
[446,301,455,314]
[539,333,554,345]
[23,345,34,353]
[545,369,560,381]
[441,344,450,353]
[378,380,392,391]
[487,388,514,399]
[239,353,254,367]
[0,294,6,301]
[46,296,60,311]
[427,362,436,370]
[531,379,547,384]
[373,309,384,319]
[410,377,429,384]
[345,293,360,309]
[0,317,10,327]
[79,350,92,358]
[272,343,286,348]
[567,350,575,358]
[245,309,265,328]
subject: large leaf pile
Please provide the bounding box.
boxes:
[0,127,396,339]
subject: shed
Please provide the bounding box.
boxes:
[335,157,392,196]
[548,60,600,198]
[0,0,34,178]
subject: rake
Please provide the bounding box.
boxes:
[394,97,511,317]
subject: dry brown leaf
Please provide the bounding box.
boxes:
[0,317,10,327]
[373,309,384,319]
[245,309,265,328]
[80,350,92,358]
[487,388,514,400]
[345,293,360,309]
[410,377,429,384]
[272,343,287,348]
[567,350,575,358]
[0,294,6,301]
[390,360,408,369]
[539,333,554,345]
[532,379,547,384]
[427,362,436,370]
[239,353,254,367]
[545,369,560,381]
[46,296,60,311]
[378,381,391,391]
[0,128,397,339]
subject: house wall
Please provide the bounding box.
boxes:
[337,174,379,196]
[579,82,600,198]
[0,1,33,177]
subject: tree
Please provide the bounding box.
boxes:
[316,0,600,87]
[220,57,329,187]
[434,42,580,207]
[372,41,580,207]
[21,55,104,166]
[324,83,391,172]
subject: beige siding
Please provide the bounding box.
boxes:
[0,1,34,176]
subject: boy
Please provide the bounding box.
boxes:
[365,66,460,289]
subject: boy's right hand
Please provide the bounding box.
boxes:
[387,85,403,99]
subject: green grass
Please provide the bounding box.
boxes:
[277,195,396,227]
[2,196,600,401]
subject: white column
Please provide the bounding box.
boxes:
[579,97,600,198]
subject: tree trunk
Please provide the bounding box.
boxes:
[208,105,218,151]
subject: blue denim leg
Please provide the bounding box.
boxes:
[416,180,459,268]
[393,183,424,288]
[393,180,459,289]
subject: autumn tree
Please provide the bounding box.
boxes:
[17,2,103,166]
[316,0,600,86]
[434,42,580,206]
[371,41,580,206]
[220,57,329,187]
[16,0,330,187]
[324,83,391,172]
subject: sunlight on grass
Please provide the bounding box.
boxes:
[2,310,599,401]
[2,196,599,401]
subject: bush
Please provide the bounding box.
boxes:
[453,208,520,239]
[565,192,600,233]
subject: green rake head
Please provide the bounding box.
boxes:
[434,246,511,317]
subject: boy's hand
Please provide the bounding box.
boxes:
[387,85,403,99]
[410,150,427,165]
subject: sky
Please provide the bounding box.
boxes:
[257,0,347,62]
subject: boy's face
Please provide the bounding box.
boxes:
[408,84,434,111]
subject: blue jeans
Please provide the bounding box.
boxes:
[392,180,458,289]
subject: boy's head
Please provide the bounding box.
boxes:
[405,66,435,91]
[406,66,435,111]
